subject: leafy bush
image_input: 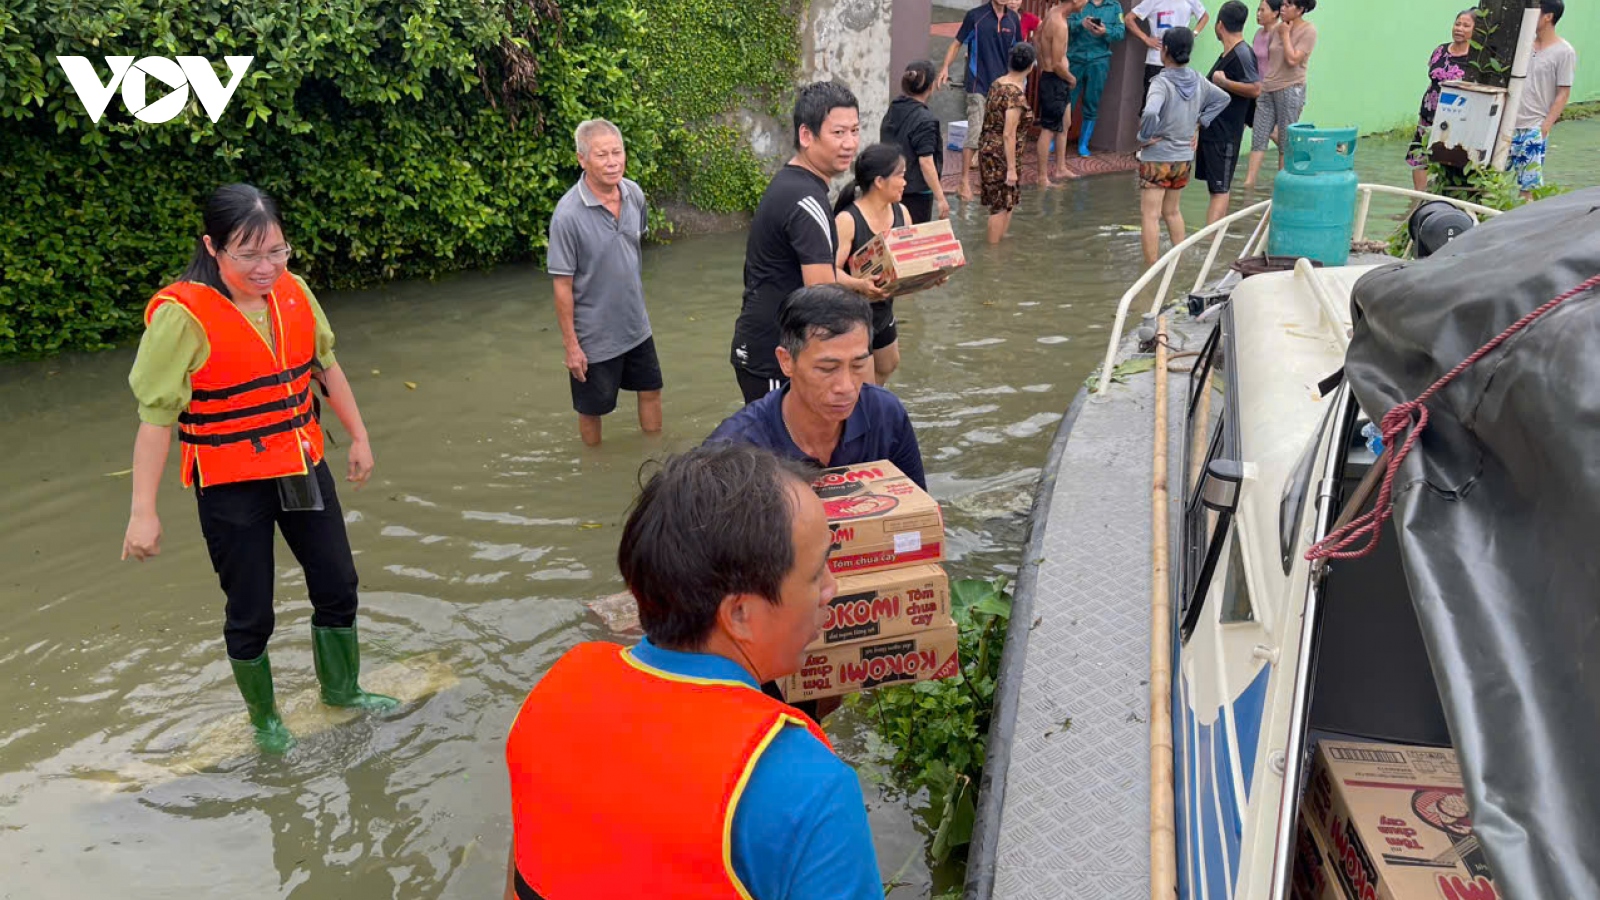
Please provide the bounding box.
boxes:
[0,0,796,357]
[634,0,799,212]
[852,576,1013,865]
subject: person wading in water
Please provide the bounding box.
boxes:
[833,142,913,385]
[122,183,397,754]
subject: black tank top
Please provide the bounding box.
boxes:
[845,203,907,273]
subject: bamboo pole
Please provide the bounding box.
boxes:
[1150,317,1177,900]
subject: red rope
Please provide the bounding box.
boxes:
[1306,273,1600,563]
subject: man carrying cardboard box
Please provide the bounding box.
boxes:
[503,444,882,900]
[707,285,928,490]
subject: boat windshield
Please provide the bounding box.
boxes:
[1279,396,1340,572]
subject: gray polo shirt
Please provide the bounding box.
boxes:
[547,176,651,363]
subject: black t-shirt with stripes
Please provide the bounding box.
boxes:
[731,164,837,378]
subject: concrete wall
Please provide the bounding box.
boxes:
[889,0,935,105]
[737,0,897,173]
[803,0,896,144]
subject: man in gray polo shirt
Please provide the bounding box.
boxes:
[548,118,662,447]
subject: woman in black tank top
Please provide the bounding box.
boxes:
[833,143,912,385]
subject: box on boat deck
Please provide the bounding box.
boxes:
[847,218,966,297]
[1303,739,1500,900]
[813,564,950,646]
[781,617,960,703]
[811,462,944,575]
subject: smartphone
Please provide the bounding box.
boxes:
[1086,16,1101,25]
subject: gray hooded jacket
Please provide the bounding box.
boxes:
[1137,67,1231,164]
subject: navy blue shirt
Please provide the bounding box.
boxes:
[955,3,1022,97]
[706,383,927,490]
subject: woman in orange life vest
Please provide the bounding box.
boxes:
[121,183,396,755]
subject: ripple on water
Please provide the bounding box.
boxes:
[1037,336,1069,345]
[1004,412,1064,439]
[954,337,1006,348]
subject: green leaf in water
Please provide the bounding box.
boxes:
[930,772,976,864]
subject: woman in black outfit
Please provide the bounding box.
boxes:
[880,60,950,224]
[833,143,911,385]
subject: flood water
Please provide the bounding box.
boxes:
[2,120,1597,898]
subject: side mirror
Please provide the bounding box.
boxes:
[1201,459,1244,513]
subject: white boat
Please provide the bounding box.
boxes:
[965,185,1600,899]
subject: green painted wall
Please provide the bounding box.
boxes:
[1184,2,1598,135]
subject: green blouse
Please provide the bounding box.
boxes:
[127,274,337,427]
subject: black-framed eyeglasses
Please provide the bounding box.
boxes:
[223,245,293,266]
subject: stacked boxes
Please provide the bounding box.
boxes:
[1299,739,1500,900]
[847,219,966,298]
[1292,818,1342,900]
[782,462,960,702]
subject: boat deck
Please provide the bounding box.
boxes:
[976,323,1196,899]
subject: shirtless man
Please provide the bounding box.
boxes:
[1034,0,1085,186]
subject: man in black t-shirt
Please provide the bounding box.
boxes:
[731,81,862,404]
[1198,1,1262,225]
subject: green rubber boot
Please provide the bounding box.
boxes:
[311,625,399,711]
[229,652,297,754]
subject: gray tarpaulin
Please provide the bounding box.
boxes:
[1343,187,1600,900]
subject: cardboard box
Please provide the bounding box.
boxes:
[814,564,949,646]
[1304,740,1500,900]
[782,617,960,702]
[811,461,944,575]
[847,218,965,297]
[947,120,968,152]
[1293,815,1344,900]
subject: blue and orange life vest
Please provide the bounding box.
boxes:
[144,272,325,489]
[504,642,832,900]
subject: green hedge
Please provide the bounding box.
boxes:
[0,0,797,357]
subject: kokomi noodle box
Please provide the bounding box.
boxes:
[811,461,944,575]
[813,564,949,646]
[782,618,959,703]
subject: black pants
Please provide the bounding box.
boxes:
[903,192,935,225]
[735,367,787,405]
[196,461,359,660]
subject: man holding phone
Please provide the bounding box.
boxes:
[1067,0,1127,157]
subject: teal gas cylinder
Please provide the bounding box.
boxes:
[1268,124,1359,266]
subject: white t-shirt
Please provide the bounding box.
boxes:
[1132,0,1209,67]
[1516,38,1578,130]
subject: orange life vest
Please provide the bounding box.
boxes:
[504,642,833,900]
[144,273,325,489]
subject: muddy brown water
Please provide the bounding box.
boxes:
[2,123,1596,898]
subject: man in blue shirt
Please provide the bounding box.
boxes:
[504,444,882,899]
[707,285,926,490]
[936,0,1022,203]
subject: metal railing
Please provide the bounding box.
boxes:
[1093,184,1502,396]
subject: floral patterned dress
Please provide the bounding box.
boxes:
[978,80,1033,213]
[1408,43,1470,168]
